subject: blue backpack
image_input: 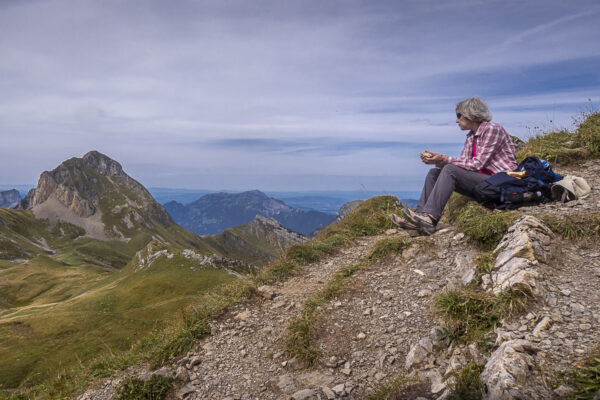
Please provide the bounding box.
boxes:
[473,156,562,209]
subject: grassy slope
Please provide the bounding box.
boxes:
[201,220,301,267]
[0,250,239,388]
[0,206,243,388]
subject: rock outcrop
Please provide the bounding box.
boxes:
[483,215,553,296]
[480,339,551,400]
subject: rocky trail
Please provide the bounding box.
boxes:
[79,161,600,400]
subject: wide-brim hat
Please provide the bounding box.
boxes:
[551,175,591,202]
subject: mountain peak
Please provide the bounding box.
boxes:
[20,151,172,240]
[81,150,125,177]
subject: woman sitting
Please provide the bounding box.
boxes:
[392,97,518,235]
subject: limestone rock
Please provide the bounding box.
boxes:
[405,338,434,370]
[332,383,346,395]
[494,216,553,265]
[177,384,198,399]
[321,386,336,400]
[491,257,541,295]
[532,316,552,337]
[480,340,551,399]
[488,216,553,296]
[273,375,297,393]
[296,371,334,387]
[292,388,317,400]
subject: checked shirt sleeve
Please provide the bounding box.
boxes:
[443,123,510,172]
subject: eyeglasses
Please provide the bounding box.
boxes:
[456,113,463,119]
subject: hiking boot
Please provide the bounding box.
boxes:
[402,208,438,235]
[389,213,419,230]
[413,214,437,235]
[401,207,420,223]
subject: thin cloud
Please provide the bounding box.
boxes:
[205,138,463,156]
[0,0,599,189]
[493,8,600,53]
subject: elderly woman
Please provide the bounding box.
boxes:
[392,97,517,235]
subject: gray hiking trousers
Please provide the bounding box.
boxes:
[415,164,489,220]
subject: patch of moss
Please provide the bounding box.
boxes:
[433,287,530,345]
[473,251,497,284]
[116,375,173,400]
[571,351,600,399]
[454,204,518,251]
[516,129,586,164]
[317,196,402,241]
[368,237,410,262]
[447,363,485,400]
[575,111,600,156]
[540,213,600,241]
[367,376,410,400]
[516,111,600,164]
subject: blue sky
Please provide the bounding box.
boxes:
[1,0,599,191]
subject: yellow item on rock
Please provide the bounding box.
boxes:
[421,151,433,158]
[507,171,526,178]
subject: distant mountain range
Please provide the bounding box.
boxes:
[164,190,336,236]
[149,187,420,214]
[0,189,20,208]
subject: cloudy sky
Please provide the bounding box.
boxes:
[1,0,599,191]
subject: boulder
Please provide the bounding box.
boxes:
[480,339,551,399]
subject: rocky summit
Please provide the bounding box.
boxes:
[165,190,336,236]
[19,150,172,240]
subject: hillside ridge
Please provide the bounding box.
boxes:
[76,160,600,399]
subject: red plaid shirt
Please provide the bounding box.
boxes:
[442,121,517,174]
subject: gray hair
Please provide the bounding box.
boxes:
[456,97,492,122]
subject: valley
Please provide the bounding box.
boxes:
[0,152,305,388]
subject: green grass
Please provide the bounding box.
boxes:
[516,129,586,164]
[571,352,600,399]
[575,111,600,157]
[367,377,410,400]
[451,203,518,251]
[318,196,401,240]
[447,363,485,400]
[473,251,497,285]
[433,287,530,345]
[368,237,411,262]
[116,375,173,400]
[516,111,600,164]
[540,213,600,241]
[0,255,110,311]
[0,251,238,389]
[257,196,402,285]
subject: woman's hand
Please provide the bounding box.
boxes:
[421,150,445,165]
